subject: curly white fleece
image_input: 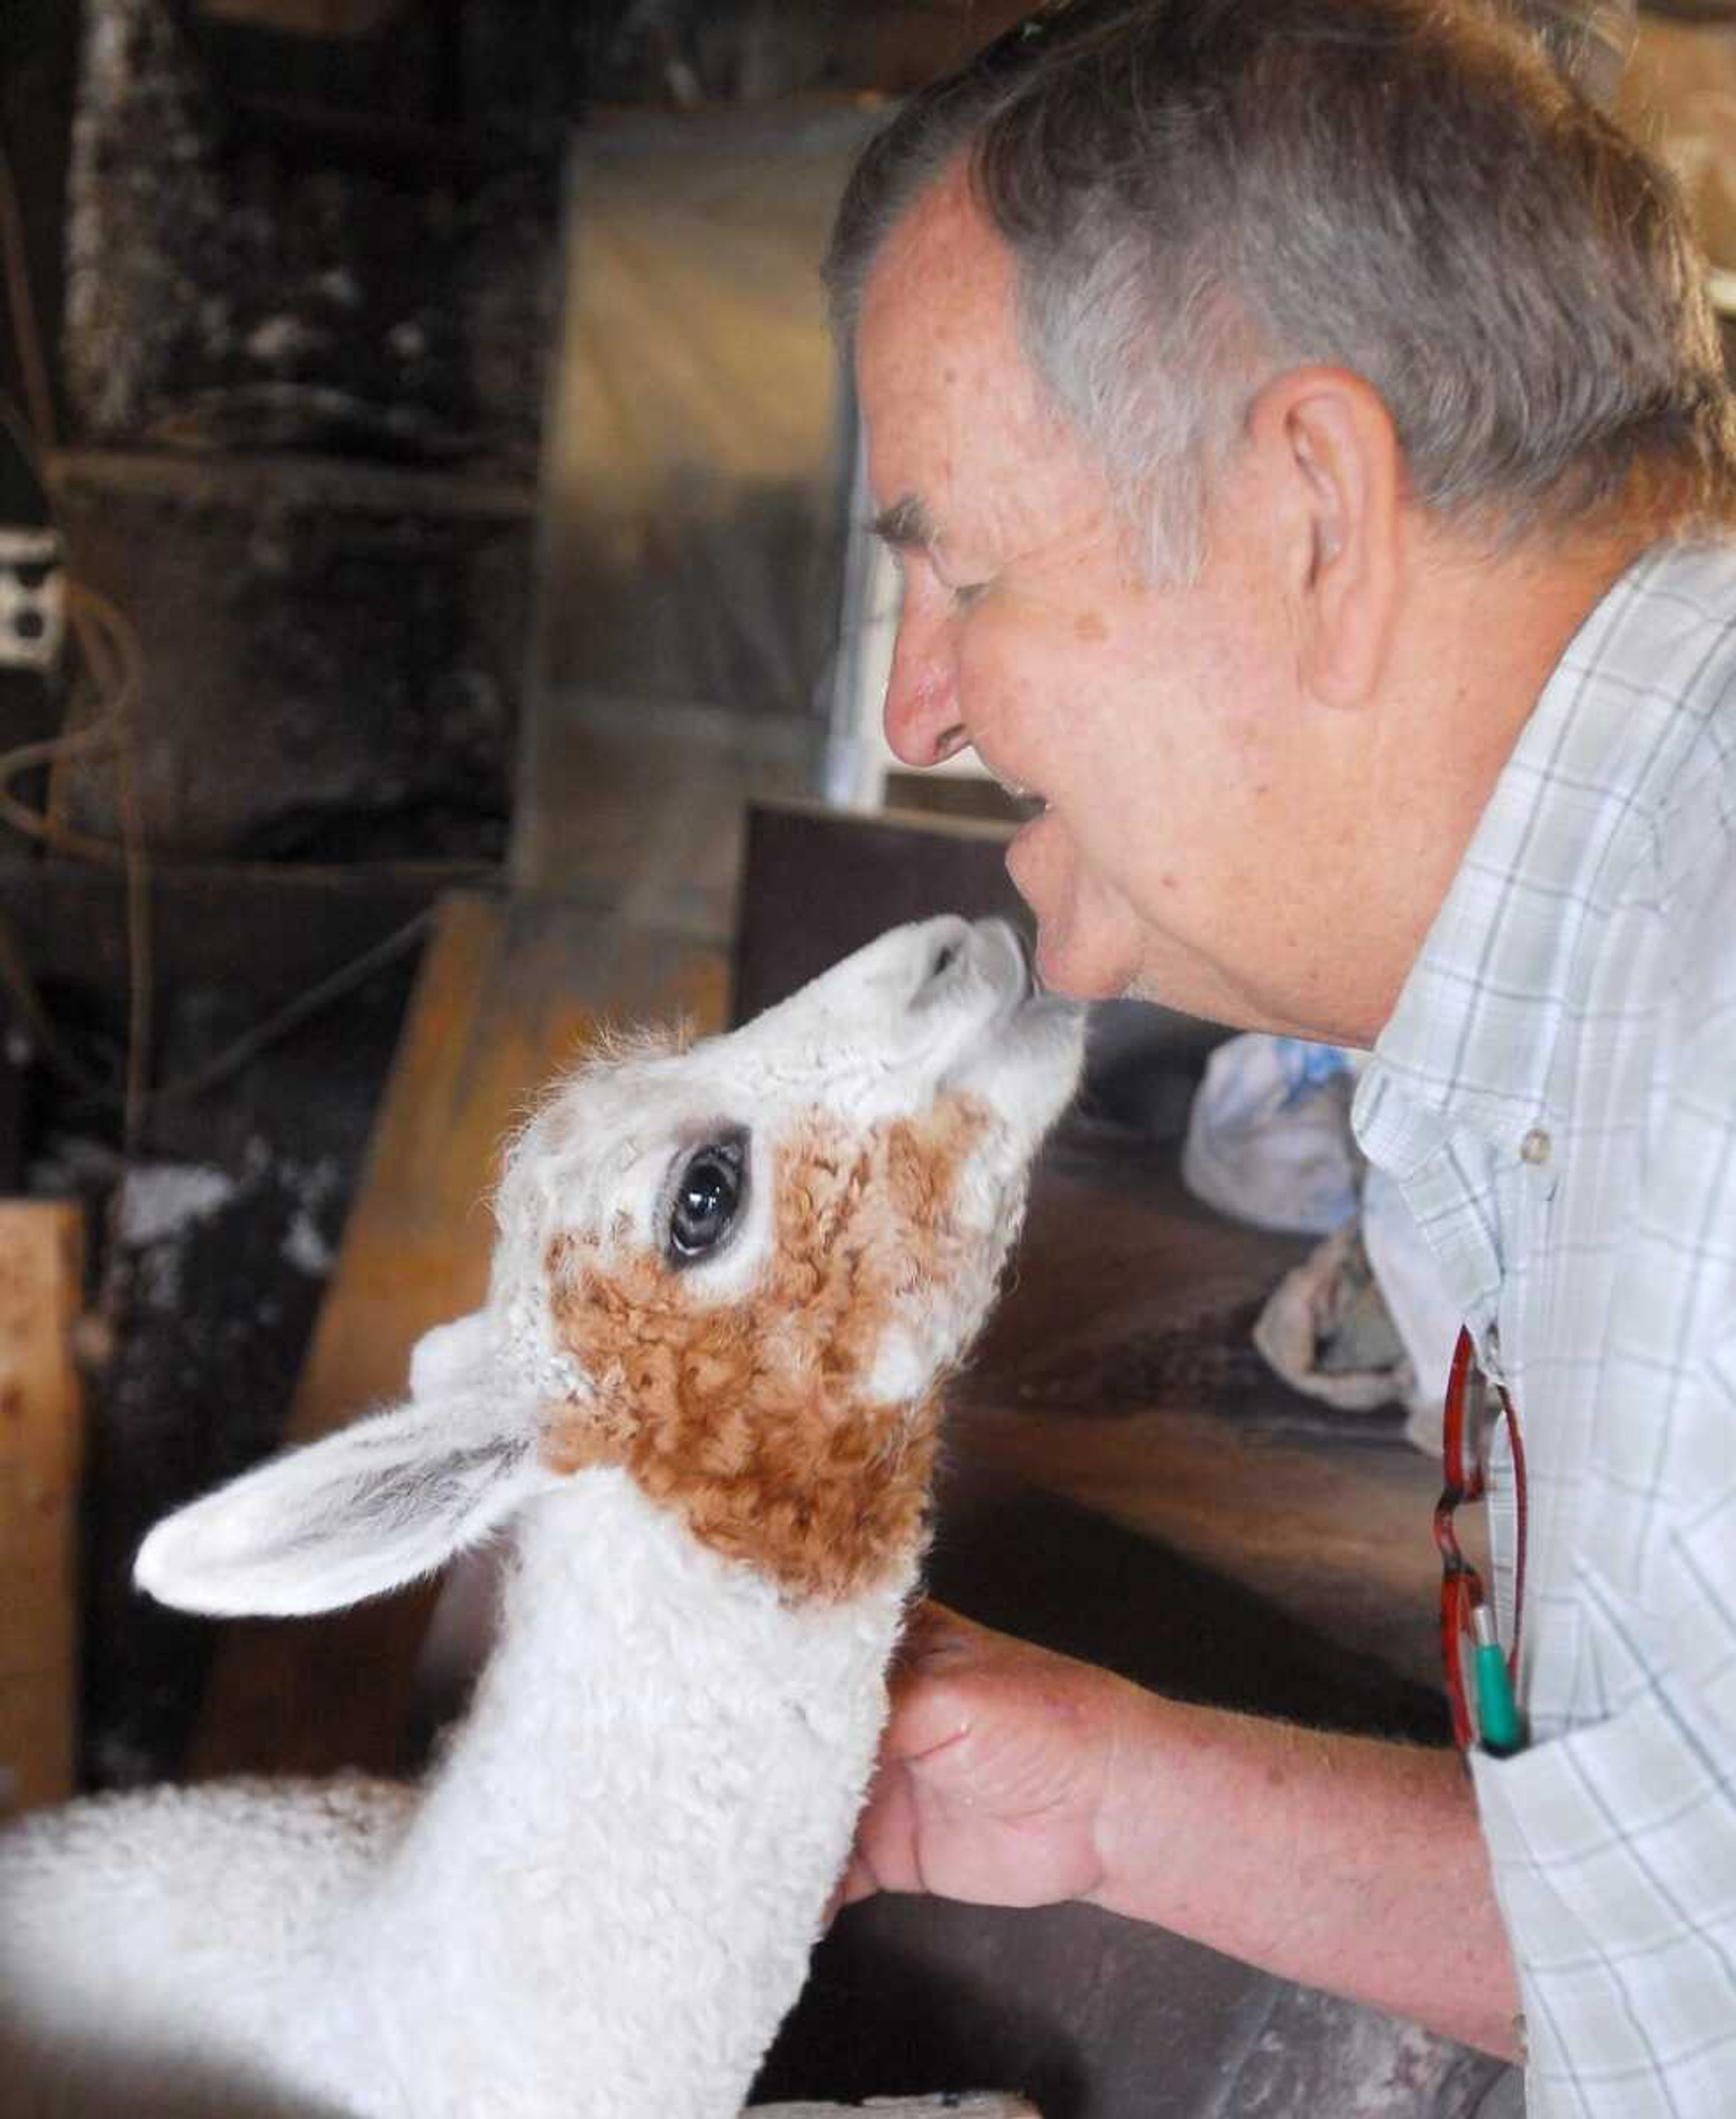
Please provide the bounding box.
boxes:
[0,1473,910,2119]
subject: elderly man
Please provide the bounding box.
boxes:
[825,2,1736,2113]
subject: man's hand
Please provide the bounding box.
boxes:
[835,1600,1524,2061]
[840,1601,1146,1911]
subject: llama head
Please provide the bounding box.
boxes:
[137,917,1083,1615]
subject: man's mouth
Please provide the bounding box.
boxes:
[977,755,1048,823]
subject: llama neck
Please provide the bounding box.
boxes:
[346,1469,915,2118]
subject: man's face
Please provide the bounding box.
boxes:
[854,170,1365,1035]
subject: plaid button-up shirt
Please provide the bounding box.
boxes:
[1354,538,1736,2117]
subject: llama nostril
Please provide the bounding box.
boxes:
[914,935,967,1004]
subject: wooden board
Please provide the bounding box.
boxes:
[749,2101,1038,2117]
[188,888,727,1778]
[0,1203,85,1815]
[196,0,408,31]
[732,801,1028,1027]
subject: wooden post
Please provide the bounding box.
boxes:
[0,1202,85,1817]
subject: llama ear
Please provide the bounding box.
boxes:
[134,1385,557,1620]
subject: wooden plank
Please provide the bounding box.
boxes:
[0,860,442,1038]
[188,888,728,1779]
[50,447,534,525]
[0,1203,85,1816]
[749,2100,1039,2117]
[195,0,407,34]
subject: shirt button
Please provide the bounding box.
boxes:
[1520,1127,1552,1166]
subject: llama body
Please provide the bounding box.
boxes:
[0,1776,405,2115]
[0,917,1082,2119]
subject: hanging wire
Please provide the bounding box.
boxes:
[0,120,480,1143]
[0,121,156,1157]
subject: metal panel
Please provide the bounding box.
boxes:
[516,102,882,907]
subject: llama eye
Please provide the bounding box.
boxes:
[666,1135,747,1265]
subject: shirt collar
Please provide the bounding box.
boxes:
[1355,538,1736,1177]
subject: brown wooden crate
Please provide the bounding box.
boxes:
[188,889,727,1779]
[0,1202,85,1815]
[733,801,1027,1027]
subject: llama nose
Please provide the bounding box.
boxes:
[979,918,1035,1003]
[913,918,974,1002]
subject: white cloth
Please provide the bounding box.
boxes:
[1180,1032,1362,1234]
[1354,539,1736,2117]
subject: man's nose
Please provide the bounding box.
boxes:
[882,593,970,769]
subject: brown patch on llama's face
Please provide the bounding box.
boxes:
[540,1096,989,1602]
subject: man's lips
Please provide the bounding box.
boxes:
[973,750,1048,821]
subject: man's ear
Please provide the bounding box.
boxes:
[1245,365,1403,710]
[135,1375,559,1620]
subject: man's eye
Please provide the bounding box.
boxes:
[953,579,991,611]
[666,1135,748,1265]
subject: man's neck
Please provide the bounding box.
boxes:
[1343,517,1659,1047]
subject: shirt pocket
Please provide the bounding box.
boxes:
[1564,1552,1669,1726]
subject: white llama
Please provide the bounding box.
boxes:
[0,915,1083,2119]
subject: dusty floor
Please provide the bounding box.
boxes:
[952,1112,1452,1705]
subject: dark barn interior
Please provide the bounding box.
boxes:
[0,4,1732,2115]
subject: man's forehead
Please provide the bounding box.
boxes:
[861,177,1013,367]
[854,172,1033,532]
[863,155,988,297]
[854,161,1120,577]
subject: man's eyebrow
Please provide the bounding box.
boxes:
[871,493,938,551]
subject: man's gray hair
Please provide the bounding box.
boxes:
[825,0,1736,579]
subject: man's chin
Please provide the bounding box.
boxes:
[1031,912,1134,1003]
[1009,829,1147,1001]
[1122,969,1177,1009]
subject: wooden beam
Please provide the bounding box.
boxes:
[193,0,408,37]
[188,889,728,1778]
[50,447,534,525]
[0,1203,85,1816]
[749,2100,1039,2117]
